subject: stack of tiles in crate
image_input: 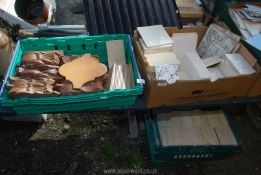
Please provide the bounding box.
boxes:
[106,64,134,90]
[138,25,179,71]
[157,110,238,146]
[105,39,134,90]
[138,25,182,84]
[139,38,172,54]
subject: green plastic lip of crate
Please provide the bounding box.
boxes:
[0,34,143,114]
[144,110,243,165]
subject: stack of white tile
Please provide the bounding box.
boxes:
[138,25,181,83]
[138,25,177,71]
[139,38,172,54]
[138,25,173,53]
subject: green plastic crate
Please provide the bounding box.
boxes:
[0,35,143,115]
[145,110,243,166]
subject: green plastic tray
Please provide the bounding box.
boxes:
[145,110,243,166]
[0,35,143,114]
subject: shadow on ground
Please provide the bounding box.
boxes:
[0,107,260,175]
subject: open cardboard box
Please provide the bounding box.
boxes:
[133,26,261,108]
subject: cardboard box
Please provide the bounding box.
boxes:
[133,26,261,108]
[247,76,261,97]
[217,2,261,97]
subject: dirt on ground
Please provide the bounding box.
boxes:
[0,106,261,175]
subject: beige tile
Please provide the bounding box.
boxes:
[200,127,220,145]
[106,40,126,69]
[215,127,238,145]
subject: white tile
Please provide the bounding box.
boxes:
[139,38,172,54]
[208,67,224,81]
[137,25,173,47]
[144,52,180,72]
[225,53,256,75]
[181,51,211,80]
[155,64,179,84]
[217,59,239,77]
[172,32,198,59]
[106,40,126,69]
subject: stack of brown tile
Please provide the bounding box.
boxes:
[7,51,108,99]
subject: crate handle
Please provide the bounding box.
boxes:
[94,43,98,50]
[67,45,71,51]
[82,44,86,50]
